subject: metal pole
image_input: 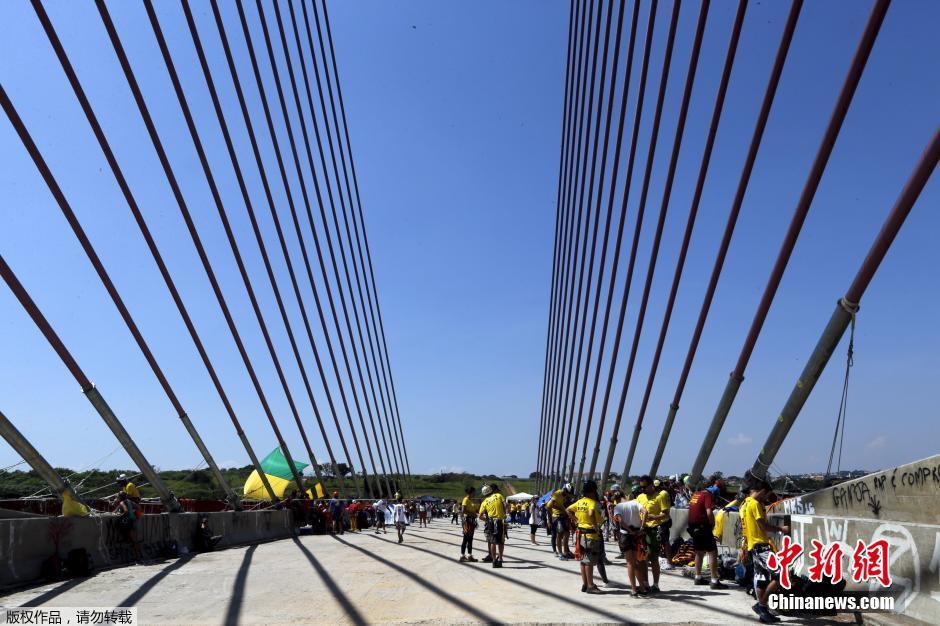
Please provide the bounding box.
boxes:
[0,256,181,513]
[0,408,87,509]
[688,0,889,487]
[752,127,939,477]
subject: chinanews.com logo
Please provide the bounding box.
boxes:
[767,537,896,613]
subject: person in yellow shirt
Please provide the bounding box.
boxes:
[478,483,506,568]
[741,476,789,623]
[547,483,575,559]
[459,486,479,563]
[635,475,669,592]
[116,474,142,519]
[652,479,675,568]
[566,480,605,594]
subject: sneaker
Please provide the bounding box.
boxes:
[492,560,499,569]
[585,587,602,595]
[459,556,467,563]
[558,555,570,561]
[638,587,649,597]
[495,559,503,568]
[710,580,727,590]
[581,584,587,593]
[466,555,478,563]
[694,577,709,586]
[649,585,660,594]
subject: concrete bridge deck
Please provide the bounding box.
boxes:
[0,522,851,625]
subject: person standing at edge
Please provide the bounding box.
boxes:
[459,486,479,563]
[567,480,604,594]
[742,475,789,624]
[636,476,668,592]
[614,485,648,597]
[548,483,575,560]
[479,483,506,568]
[688,477,727,589]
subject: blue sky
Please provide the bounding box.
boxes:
[0,0,937,482]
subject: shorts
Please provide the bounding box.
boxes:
[658,519,672,548]
[689,523,717,552]
[485,519,505,543]
[751,544,777,588]
[579,536,601,566]
[529,523,538,535]
[552,515,569,534]
[618,528,641,553]
[644,527,661,555]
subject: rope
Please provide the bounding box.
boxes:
[826,309,856,478]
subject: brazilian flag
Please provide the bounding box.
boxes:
[243,447,308,500]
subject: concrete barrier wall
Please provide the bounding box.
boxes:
[0,510,294,589]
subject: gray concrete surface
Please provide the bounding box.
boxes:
[0,510,294,588]
[0,522,851,625]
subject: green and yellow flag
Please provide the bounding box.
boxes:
[243,447,307,500]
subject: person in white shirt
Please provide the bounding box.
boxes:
[527,496,539,545]
[613,486,648,597]
[392,497,409,544]
[374,499,389,534]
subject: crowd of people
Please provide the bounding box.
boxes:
[108,469,789,622]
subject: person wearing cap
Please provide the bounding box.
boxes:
[116,474,142,519]
[547,483,575,560]
[687,476,727,590]
[742,475,789,623]
[478,483,506,568]
[613,485,648,597]
[566,480,604,594]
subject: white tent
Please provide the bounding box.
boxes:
[506,492,535,502]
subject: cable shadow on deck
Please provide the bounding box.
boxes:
[224,544,257,626]
[330,535,498,624]
[292,537,367,626]
[20,576,91,607]
[119,555,193,606]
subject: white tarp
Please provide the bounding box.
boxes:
[506,492,535,502]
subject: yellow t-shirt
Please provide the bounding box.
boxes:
[461,495,478,516]
[549,489,566,518]
[740,496,770,550]
[480,493,506,519]
[123,483,141,499]
[566,496,603,540]
[636,492,665,528]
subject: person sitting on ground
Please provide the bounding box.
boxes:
[195,514,223,552]
[636,475,669,593]
[567,480,605,594]
[459,486,479,563]
[742,475,789,624]
[614,485,649,597]
[114,492,144,563]
[548,483,576,560]
[392,496,408,544]
[688,476,727,590]
[478,483,506,568]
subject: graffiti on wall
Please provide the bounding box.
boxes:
[830,459,940,517]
